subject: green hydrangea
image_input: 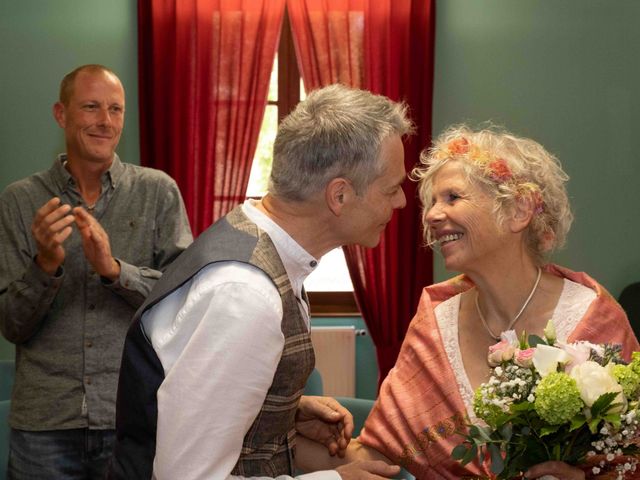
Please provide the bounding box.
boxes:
[534,372,583,425]
[473,387,505,428]
[630,352,640,376]
[613,363,640,398]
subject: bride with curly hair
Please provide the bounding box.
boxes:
[298,125,639,480]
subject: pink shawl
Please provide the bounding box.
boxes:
[358,264,639,479]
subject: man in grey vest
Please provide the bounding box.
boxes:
[109,84,414,479]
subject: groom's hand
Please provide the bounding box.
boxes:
[295,395,354,457]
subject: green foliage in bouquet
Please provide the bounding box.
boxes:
[451,326,640,479]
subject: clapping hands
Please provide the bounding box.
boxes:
[32,197,119,281]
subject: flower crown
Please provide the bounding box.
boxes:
[437,136,545,214]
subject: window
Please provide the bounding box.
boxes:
[246,10,358,315]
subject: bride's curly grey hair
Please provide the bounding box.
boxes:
[411,124,573,265]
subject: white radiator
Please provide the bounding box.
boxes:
[310,326,356,397]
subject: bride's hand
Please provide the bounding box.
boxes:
[524,461,585,480]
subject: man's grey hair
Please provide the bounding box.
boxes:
[268,84,414,201]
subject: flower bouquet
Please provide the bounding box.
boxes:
[452,321,640,479]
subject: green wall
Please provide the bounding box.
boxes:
[0,0,138,360]
[0,0,139,188]
[432,0,640,298]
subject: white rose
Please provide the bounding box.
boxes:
[543,319,557,344]
[570,361,626,412]
[532,344,571,377]
[557,341,596,372]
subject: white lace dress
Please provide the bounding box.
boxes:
[434,278,597,422]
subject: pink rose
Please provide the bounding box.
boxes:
[488,339,515,366]
[514,348,535,368]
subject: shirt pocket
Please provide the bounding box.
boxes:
[108,216,155,267]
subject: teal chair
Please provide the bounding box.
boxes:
[334,396,374,437]
[335,396,415,480]
[304,368,324,396]
[0,361,14,401]
[0,400,9,480]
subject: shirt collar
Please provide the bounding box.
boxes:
[241,199,318,298]
[51,153,124,193]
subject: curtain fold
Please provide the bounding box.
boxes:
[288,0,435,387]
[287,0,365,89]
[138,0,285,235]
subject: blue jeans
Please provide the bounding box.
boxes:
[8,428,115,480]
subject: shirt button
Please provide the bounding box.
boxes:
[310,260,318,268]
[85,376,92,385]
[88,304,95,310]
[85,341,93,348]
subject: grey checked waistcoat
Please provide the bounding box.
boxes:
[109,206,315,479]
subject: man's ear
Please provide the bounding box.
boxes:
[53,102,66,129]
[509,195,535,233]
[326,177,351,216]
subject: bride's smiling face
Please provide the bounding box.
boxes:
[425,161,511,273]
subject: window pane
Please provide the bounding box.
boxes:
[246,105,277,197]
[268,55,278,102]
[247,56,353,296]
[300,77,307,100]
[304,248,354,292]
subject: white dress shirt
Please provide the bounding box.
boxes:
[142,200,339,480]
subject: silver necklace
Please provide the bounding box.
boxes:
[475,267,542,341]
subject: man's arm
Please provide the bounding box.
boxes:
[0,195,73,343]
[295,435,395,474]
[151,262,287,479]
[77,178,192,308]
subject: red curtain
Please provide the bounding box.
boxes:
[288,0,435,387]
[138,0,285,235]
[287,0,365,88]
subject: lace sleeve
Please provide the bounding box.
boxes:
[434,294,477,420]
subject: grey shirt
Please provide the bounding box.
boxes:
[0,154,192,430]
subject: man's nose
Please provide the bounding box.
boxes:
[97,107,112,126]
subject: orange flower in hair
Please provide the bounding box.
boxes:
[487,159,513,182]
[448,137,470,155]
